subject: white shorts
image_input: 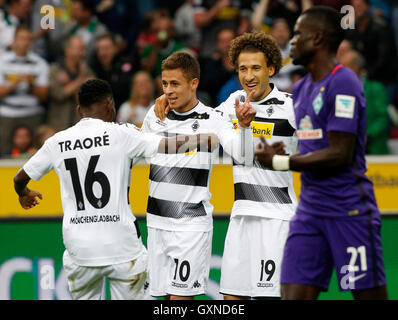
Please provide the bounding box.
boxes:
[220,216,290,298]
[63,250,150,300]
[147,227,212,297]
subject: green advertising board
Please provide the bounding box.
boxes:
[0,217,397,300]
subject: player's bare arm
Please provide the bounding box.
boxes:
[255,131,355,171]
[14,168,43,209]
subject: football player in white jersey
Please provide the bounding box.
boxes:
[13,79,221,300]
[142,51,258,300]
[154,32,298,299]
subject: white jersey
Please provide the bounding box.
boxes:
[23,118,162,266]
[216,84,298,221]
[142,101,253,232]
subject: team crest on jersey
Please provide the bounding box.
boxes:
[313,91,324,115]
[191,120,200,132]
[266,106,274,117]
[297,115,323,140]
[156,119,167,127]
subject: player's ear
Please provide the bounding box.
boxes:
[268,65,275,77]
[77,105,83,118]
[191,78,199,90]
[313,31,323,47]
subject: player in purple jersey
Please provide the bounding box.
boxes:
[255,6,387,299]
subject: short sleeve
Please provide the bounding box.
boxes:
[325,73,364,136]
[121,123,162,159]
[23,139,54,181]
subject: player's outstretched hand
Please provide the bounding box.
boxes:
[255,136,283,167]
[235,90,257,128]
[19,189,42,209]
[271,141,287,155]
[154,94,170,121]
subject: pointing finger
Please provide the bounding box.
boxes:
[245,90,255,103]
[235,97,240,109]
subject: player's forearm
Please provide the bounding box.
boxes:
[288,148,353,171]
[223,126,254,165]
[14,169,31,196]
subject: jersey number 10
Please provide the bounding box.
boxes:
[65,155,111,211]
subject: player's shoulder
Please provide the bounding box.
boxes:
[198,101,224,120]
[329,65,362,89]
[215,89,245,110]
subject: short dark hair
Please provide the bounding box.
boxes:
[161,50,200,81]
[302,6,344,53]
[78,79,113,108]
[229,31,283,76]
[72,0,95,13]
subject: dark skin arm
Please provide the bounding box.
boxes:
[14,169,43,209]
[255,131,356,171]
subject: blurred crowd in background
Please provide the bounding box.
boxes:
[1,0,398,159]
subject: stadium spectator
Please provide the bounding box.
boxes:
[274,18,303,91]
[34,124,57,149]
[94,0,140,52]
[193,0,251,58]
[340,49,390,154]
[174,0,201,53]
[58,0,109,63]
[116,71,154,127]
[47,36,94,131]
[345,0,398,98]
[255,6,388,300]
[304,0,350,11]
[141,15,187,94]
[0,25,49,156]
[10,124,37,159]
[216,74,241,105]
[199,28,236,106]
[250,0,308,33]
[136,10,167,56]
[0,0,31,53]
[90,33,139,112]
[30,0,71,61]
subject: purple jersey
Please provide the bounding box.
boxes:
[293,64,379,218]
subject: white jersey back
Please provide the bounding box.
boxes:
[216,85,298,220]
[142,101,253,231]
[23,118,162,266]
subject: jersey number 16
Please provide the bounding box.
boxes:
[65,155,111,211]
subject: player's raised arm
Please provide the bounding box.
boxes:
[14,168,43,209]
[217,91,256,165]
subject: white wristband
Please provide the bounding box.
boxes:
[272,155,290,171]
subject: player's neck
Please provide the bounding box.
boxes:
[173,98,199,114]
[307,53,338,82]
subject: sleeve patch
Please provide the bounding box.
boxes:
[335,94,355,119]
